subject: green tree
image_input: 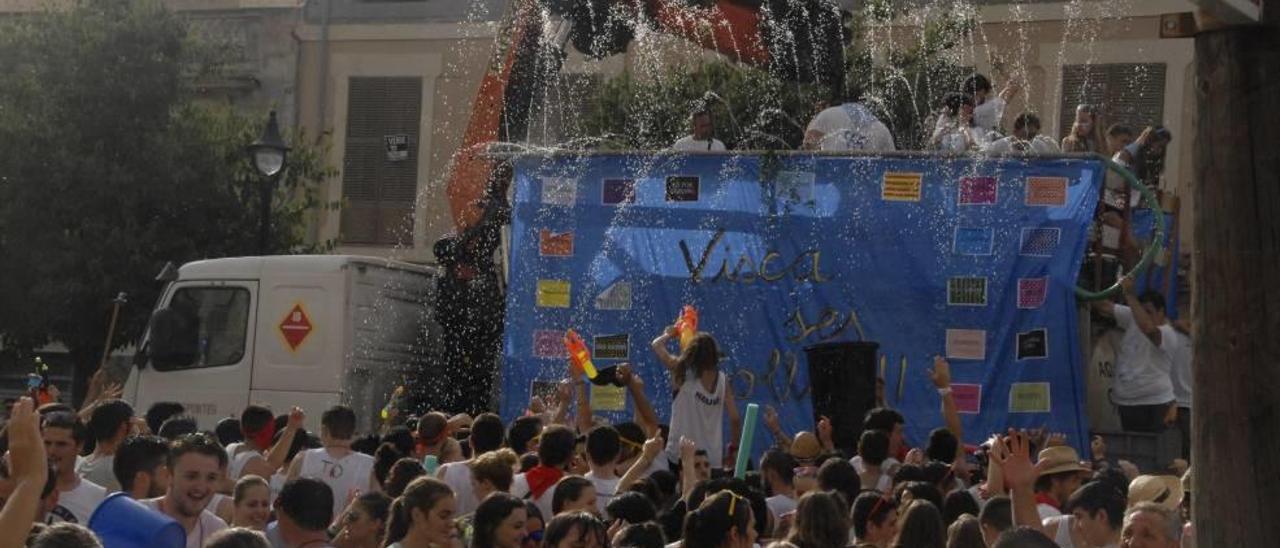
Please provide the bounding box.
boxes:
[583,3,974,151]
[0,0,334,401]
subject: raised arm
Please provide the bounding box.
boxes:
[1121,277,1163,346]
[725,380,742,461]
[679,436,699,500]
[762,406,791,452]
[0,398,46,547]
[650,326,680,373]
[571,363,594,435]
[617,434,664,493]
[993,431,1048,534]
[259,407,304,477]
[618,364,660,437]
[929,356,964,464]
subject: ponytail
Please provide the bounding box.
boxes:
[384,497,410,547]
[383,477,454,547]
[682,490,750,548]
[674,333,719,387]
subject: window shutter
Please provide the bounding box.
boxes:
[1060,63,1166,139]
[340,76,423,245]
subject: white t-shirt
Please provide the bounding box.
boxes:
[1112,305,1178,406]
[76,453,120,492]
[973,97,1007,131]
[584,471,620,517]
[142,498,229,548]
[806,103,896,152]
[440,460,478,516]
[665,371,727,466]
[766,493,798,524]
[850,455,901,491]
[1037,502,1063,521]
[510,473,556,522]
[225,442,264,481]
[985,135,1061,154]
[672,136,726,152]
[47,477,107,524]
[297,448,376,520]
[1168,330,1193,408]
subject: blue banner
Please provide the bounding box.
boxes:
[503,153,1103,457]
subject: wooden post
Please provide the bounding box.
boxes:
[1191,2,1280,546]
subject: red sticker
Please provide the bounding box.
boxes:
[951,384,982,414]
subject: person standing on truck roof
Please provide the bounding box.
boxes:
[77,399,140,491]
[225,405,304,484]
[287,405,379,521]
[803,85,897,152]
[40,412,106,525]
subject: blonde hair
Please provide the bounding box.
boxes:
[469,448,520,492]
[1061,104,1106,154]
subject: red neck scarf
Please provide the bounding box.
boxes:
[248,420,276,451]
[1035,492,1061,510]
[525,465,565,500]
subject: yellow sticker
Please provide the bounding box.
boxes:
[882,172,923,202]
[536,280,571,308]
[1009,382,1052,413]
[591,384,626,412]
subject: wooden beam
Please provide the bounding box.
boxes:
[1191,1,1280,545]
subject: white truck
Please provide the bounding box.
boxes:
[124,255,443,432]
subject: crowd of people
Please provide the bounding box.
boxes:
[0,319,1193,548]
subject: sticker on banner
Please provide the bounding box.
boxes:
[776,171,815,204]
[1018,278,1048,309]
[533,330,567,358]
[665,176,700,202]
[952,384,982,414]
[591,384,626,411]
[541,177,577,205]
[594,281,633,311]
[1020,227,1061,257]
[1025,176,1068,206]
[882,172,923,202]
[946,329,987,360]
[535,280,570,308]
[602,178,636,205]
[948,277,988,306]
[1009,383,1052,413]
[958,176,998,206]
[954,227,995,256]
[593,334,629,360]
[539,229,574,257]
[1017,328,1049,360]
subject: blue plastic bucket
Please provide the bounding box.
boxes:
[88,493,186,548]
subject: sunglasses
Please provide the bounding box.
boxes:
[713,490,747,518]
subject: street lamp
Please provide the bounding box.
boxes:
[247,110,290,254]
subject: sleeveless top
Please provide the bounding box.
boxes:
[225,442,263,481]
[298,447,375,519]
[665,371,726,465]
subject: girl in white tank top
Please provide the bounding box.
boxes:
[654,330,741,467]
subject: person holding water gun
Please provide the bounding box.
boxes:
[650,306,741,471]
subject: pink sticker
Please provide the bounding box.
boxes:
[1018,277,1048,309]
[946,329,987,360]
[959,176,997,205]
[951,384,982,414]
[533,330,566,358]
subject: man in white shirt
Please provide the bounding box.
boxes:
[143,433,228,548]
[287,405,378,520]
[437,412,506,516]
[963,73,1018,132]
[671,109,726,152]
[985,113,1061,154]
[760,449,798,528]
[804,91,896,152]
[1093,277,1180,433]
[78,399,137,492]
[41,412,106,524]
[583,426,621,517]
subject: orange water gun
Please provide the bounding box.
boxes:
[564,329,599,380]
[674,305,699,351]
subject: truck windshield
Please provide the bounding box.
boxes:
[153,286,250,371]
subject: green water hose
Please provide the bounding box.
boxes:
[1073,154,1166,301]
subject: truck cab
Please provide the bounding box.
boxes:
[125,255,442,433]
